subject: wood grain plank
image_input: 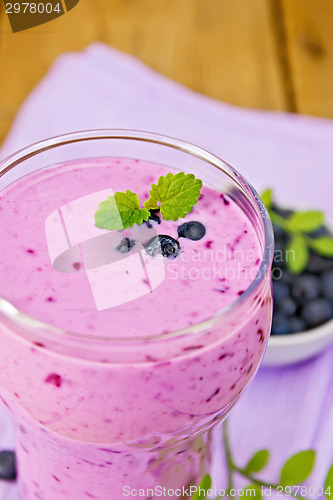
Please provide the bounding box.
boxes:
[282,0,333,117]
[105,0,285,110]
[0,0,285,146]
[267,0,297,113]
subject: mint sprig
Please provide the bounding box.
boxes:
[245,449,270,474]
[311,237,333,257]
[262,188,333,275]
[192,474,212,499]
[95,173,202,231]
[280,450,316,486]
[144,172,202,221]
[95,190,150,230]
[325,465,333,498]
[285,236,309,275]
[193,420,330,500]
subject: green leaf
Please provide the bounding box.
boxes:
[280,450,316,486]
[95,190,150,231]
[244,484,262,499]
[192,474,212,499]
[311,237,333,257]
[245,450,270,474]
[285,236,309,274]
[261,189,273,209]
[288,211,324,232]
[143,172,202,221]
[325,465,333,499]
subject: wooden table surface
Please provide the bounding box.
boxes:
[0,0,333,146]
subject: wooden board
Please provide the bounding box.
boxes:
[0,0,332,147]
[282,0,333,117]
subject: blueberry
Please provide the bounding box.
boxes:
[280,270,294,287]
[0,451,16,480]
[301,298,333,328]
[306,252,333,274]
[271,313,290,335]
[272,280,289,302]
[322,270,333,301]
[116,237,135,253]
[291,274,321,302]
[278,297,297,317]
[177,221,206,241]
[144,235,181,259]
[289,317,307,333]
[144,213,161,228]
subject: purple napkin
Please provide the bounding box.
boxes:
[1,44,333,498]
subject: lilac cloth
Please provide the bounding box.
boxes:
[1,44,333,498]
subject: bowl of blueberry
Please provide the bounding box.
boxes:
[261,190,333,366]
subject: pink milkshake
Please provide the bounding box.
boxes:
[0,131,273,499]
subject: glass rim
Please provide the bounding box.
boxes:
[0,129,274,343]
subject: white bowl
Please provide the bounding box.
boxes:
[263,317,333,366]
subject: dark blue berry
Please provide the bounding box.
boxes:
[144,235,180,259]
[272,280,289,302]
[301,298,333,328]
[289,317,306,333]
[177,221,206,241]
[322,270,333,301]
[271,313,290,335]
[270,205,333,335]
[116,238,135,253]
[306,252,333,274]
[279,297,297,317]
[291,274,321,302]
[144,213,161,228]
[280,270,294,286]
[0,451,16,480]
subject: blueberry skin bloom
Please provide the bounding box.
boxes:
[144,235,181,259]
[178,221,206,241]
[116,237,136,253]
[144,213,161,228]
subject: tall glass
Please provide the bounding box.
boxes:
[0,130,274,500]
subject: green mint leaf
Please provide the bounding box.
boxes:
[245,450,270,474]
[192,474,212,499]
[244,484,262,499]
[143,172,202,221]
[288,210,324,232]
[95,190,150,231]
[280,450,316,486]
[311,237,333,257]
[325,465,333,499]
[285,236,309,274]
[261,189,273,209]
